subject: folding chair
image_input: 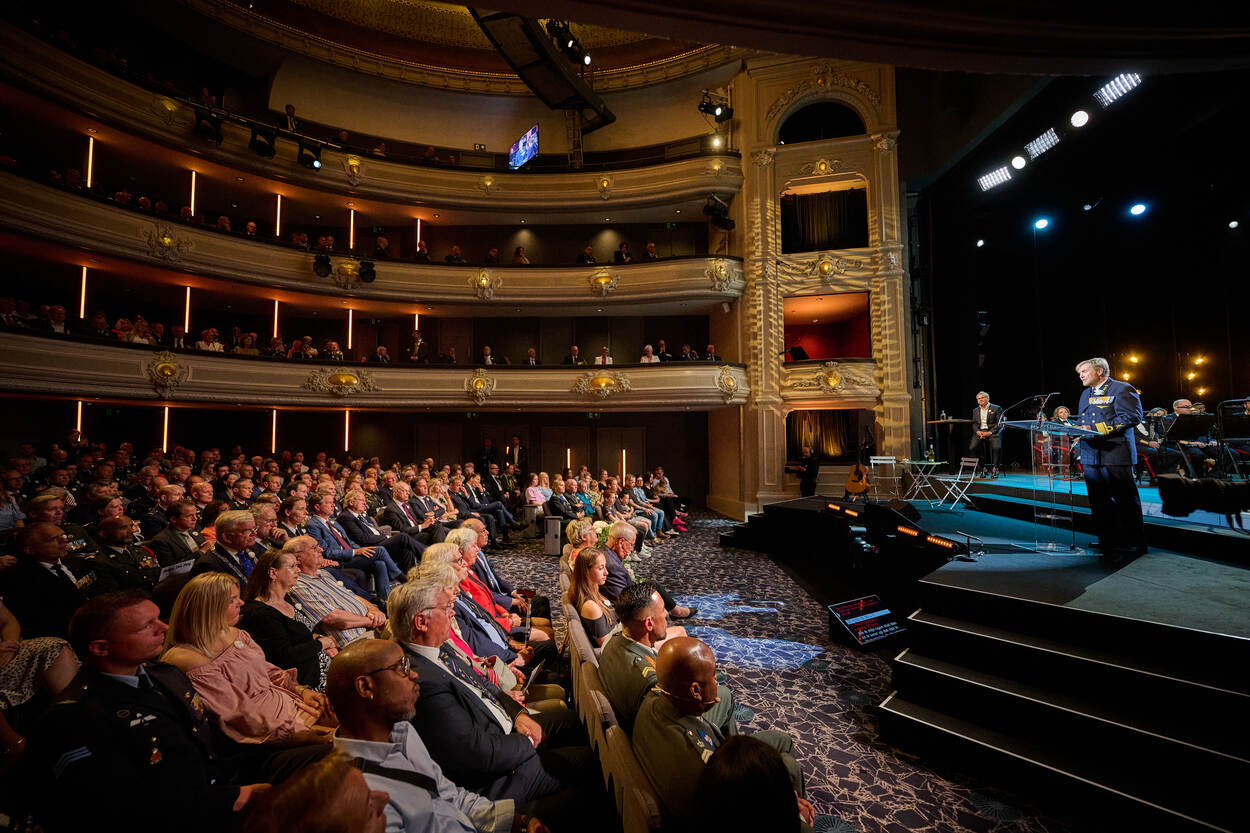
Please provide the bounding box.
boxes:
[932,456,979,509]
[869,456,901,499]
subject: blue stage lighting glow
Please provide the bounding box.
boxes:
[1129,203,1147,216]
[1034,218,1049,230]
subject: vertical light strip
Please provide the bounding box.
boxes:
[189,170,197,216]
[346,309,354,350]
[183,286,191,332]
[162,406,170,452]
[413,313,420,330]
[275,194,283,237]
[344,410,351,453]
[85,136,94,189]
[75,400,83,433]
[566,448,571,469]
[272,299,280,339]
[620,449,626,480]
[416,218,422,245]
[79,266,88,319]
[271,409,278,454]
[348,208,356,250]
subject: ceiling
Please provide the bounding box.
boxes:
[783,291,868,326]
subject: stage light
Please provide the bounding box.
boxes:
[1121,372,1130,381]
[313,254,331,278]
[1129,354,1139,363]
[896,525,920,537]
[1229,220,1240,229]
[710,135,723,148]
[1197,387,1207,396]
[1034,217,1050,230]
[1083,204,1093,211]
[1070,110,1090,127]
[1011,155,1027,170]
[194,109,223,144]
[1186,372,1196,380]
[1025,128,1059,159]
[977,167,1012,191]
[975,239,985,248]
[249,126,277,159]
[298,142,322,170]
[583,53,592,66]
[1094,72,1142,108]
[1129,203,1147,216]
[358,261,376,283]
[698,92,734,123]
[1194,356,1205,365]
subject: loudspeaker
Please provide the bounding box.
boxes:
[882,498,921,522]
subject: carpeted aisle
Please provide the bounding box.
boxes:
[488,512,1073,833]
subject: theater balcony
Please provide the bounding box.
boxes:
[0,22,743,214]
[0,172,745,311]
[780,358,880,408]
[0,331,749,411]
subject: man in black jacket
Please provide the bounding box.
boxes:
[969,391,1005,477]
[545,478,584,522]
[1,523,113,638]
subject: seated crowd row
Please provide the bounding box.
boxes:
[0,434,812,831]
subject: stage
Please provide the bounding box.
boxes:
[721,494,1250,833]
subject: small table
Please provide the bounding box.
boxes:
[927,419,972,471]
[903,459,946,503]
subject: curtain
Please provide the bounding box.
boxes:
[780,189,869,253]
[786,410,860,461]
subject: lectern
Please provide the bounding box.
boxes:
[1003,419,1102,553]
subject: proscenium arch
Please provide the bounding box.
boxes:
[778,102,867,145]
[769,89,878,147]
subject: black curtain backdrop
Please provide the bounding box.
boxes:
[781,189,869,253]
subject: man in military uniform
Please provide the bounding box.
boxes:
[26,590,268,832]
[1075,357,1146,563]
[631,637,805,828]
[83,515,163,591]
[137,483,184,540]
[599,582,735,735]
[24,493,97,557]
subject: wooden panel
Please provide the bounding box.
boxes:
[594,427,646,481]
[539,426,592,479]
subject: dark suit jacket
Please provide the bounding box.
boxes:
[546,492,582,521]
[379,501,421,534]
[337,510,389,548]
[138,506,170,540]
[971,403,1006,434]
[0,555,106,638]
[1077,379,1142,466]
[402,644,541,799]
[454,597,517,664]
[367,353,392,364]
[190,543,250,589]
[483,474,508,503]
[561,354,587,365]
[27,664,238,832]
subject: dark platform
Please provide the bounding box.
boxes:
[723,495,1250,833]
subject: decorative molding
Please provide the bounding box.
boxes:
[476,175,499,196]
[469,269,501,301]
[596,175,613,199]
[797,158,850,177]
[343,155,363,186]
[705,259,733,292]
[812,255,864,282]
[715,365,740,402]
[330,259,363,290]
[765,63,880,125]
[751,149,775,168]
[571,370,632,399]
[300,367,379,397]
[588,269,619,297]
[871,133,898,152]
[463,368,496,404]
[145,351,189,394]
[149,96,180,126]
[144,224,192,262]
[785,360,878,395]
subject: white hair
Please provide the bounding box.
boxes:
[387,574,446,643]
[444,527,477,554]
[606,520,636,545]
[1076,357,1110,375]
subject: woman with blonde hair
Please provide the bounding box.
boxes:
[162,571,335,744]
[568,547,617,648]
[426,478,459,522]
[536,472,553,501]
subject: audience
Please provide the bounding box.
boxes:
[238,548,338,690]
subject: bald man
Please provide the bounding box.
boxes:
[326,639,539,833]
[631,637,804,828]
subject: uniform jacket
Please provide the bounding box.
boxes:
[1077,378,1142,466]
[597,632,657,732]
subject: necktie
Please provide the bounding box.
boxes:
[360,513,379,533]
[477,553,501,591]
[182,531,197,551]
[400,503,417,525]
[326,520,352,550]
[437,643,503,705]
[459,594,508,642]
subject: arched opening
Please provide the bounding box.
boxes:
[778,101,867,145]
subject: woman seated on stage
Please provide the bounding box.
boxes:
[238,549,339,691]
[162,572,336,744]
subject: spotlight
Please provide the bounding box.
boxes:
[1034,217,1050,230]
[1230,220,1241,229]
[1093,73,1142,108]
[1070,110,1090,127]
[703,194,735,231]
[698,92,734,123]
[1083,204,1093,211]
[583,53,592,66]
[358,260,376,283]
[710,135,723,148]
[977,166,1012,191]
[975,239,985,248]
[298,142,322,170]
[193,109,223,144]
[249,126,277,159]
[312,253,331,277]
[1129,203,1147,216]
[1025,127,1059,159]
[1011,155,1027,170]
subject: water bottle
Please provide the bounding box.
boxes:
[939,409,948,421]
[926,447,935,462]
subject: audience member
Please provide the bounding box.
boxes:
[283,536,386,648]
[444,245,466,265]
[575,245,596,265]
[239,548,338,690]
[613,242,632,263]
[698,735,813,832]
[513,246,530,265]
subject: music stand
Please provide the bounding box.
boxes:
[1161,414,1217,477]
[1003,419,1101,554]
[1217,403,1250,479]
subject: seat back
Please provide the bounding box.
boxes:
[578,662,619,758]
[868,455,901,499]
[604,725,663,833]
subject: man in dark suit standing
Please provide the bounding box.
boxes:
[478,437,499,474]
[407,330,430,363]
[504,435,529,476]
[561,345,586,366]
[969,391,1005,477]
[391,577,595,813]
[1075,357,1146,562]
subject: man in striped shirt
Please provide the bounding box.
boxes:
[284,536,385,647]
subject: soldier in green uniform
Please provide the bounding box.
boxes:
[631,637,805,828]
[598,581,735,736]
[82,515,163,591]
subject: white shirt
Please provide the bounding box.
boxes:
[639,355,660,363]
[594,356,613,365]
[978,406,989,429]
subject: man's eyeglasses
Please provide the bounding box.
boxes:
[363,655,411,677]
[422,601,456,614]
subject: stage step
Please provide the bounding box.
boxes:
[881,576,1250,833]
[878,692,1237,833]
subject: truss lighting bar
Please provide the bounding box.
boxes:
[978,167,1012,191]
[1025,127,1059,160]
[1093,73,1142,108]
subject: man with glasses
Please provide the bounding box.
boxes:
[285,536,385,648]
[190,510,257,589]
[327,639,547,833]
[389,575,598,824]
[2,522,113,638]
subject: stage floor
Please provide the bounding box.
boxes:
[913,504,1250,639]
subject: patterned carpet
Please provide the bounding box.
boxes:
[489,513,1074,833]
